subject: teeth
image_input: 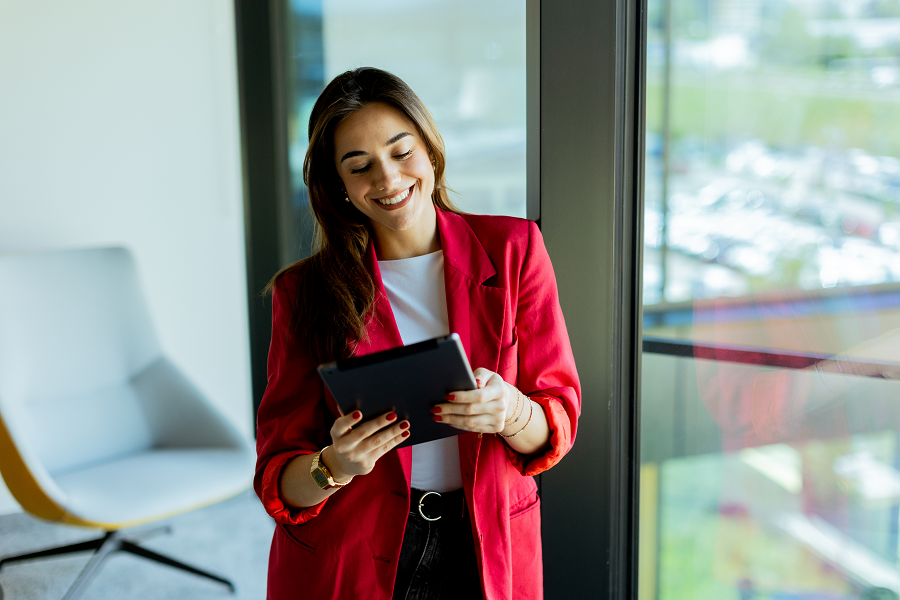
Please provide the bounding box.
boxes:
[376,187,410,205]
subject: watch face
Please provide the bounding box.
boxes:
[312,468,330,488]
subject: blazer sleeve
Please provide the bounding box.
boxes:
[504,220,582,476]
[254,273,335,525]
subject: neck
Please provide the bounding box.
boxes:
[372,206,441,260]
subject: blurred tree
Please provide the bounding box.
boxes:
[869,0,900,18]
[817,35,860,68]
[758,8,817,67]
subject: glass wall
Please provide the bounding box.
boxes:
[640,1,900,599]
[282,0,528,262]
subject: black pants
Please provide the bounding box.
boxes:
[392,489,484,600]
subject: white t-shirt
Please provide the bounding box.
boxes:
[378,250,463,492]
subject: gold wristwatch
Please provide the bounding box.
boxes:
[310,446,351,490]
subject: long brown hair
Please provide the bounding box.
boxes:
[270,67,462,361]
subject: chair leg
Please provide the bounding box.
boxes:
[0,533,111,571]
[60,532,121,600]
[118,540,235,592]
[0,528,235,597]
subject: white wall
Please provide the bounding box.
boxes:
[0,0,251,514]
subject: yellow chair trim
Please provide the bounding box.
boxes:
[0,410,67,523]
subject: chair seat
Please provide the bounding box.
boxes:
[52,448,255,527]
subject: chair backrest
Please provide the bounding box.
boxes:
[0,248,162,475]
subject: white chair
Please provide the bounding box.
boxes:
[0,247,255,599]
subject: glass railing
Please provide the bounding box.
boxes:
[641,337,900,600]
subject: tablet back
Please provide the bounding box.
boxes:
[317,334,477,447]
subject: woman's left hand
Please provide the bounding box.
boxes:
[432,367,515,434]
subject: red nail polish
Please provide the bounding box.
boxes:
[475,379,482,387]
[430,406,441,414]
[401,431,410,438]
[352,411,362,420]
[386,412,397,421]
[400,421,410,430]
[445,394,455,401]
[433,415,443,422]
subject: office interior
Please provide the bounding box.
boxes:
[1,0,900,599]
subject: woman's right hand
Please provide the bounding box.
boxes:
[323,410,410,481]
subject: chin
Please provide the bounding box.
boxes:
[384,217,418,232]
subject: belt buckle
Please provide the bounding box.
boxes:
[417,490,441,522]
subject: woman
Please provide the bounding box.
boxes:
[255,67,580,600]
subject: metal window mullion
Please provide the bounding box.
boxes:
[539,0,645,598]
[234,0,292,422]
[526,0,541,223]
[612,0,648,599]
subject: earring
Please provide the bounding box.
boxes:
[342,189,350,203]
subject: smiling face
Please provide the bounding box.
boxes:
[333,102,439,259]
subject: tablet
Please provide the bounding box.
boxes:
[317,333,477,447]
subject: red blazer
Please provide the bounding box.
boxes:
[255,210,581,600]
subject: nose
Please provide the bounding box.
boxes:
[374,159,402,192]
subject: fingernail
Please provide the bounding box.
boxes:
[475,379,482,387]
[433,415,443,422]
[400,421,409,430]
[386,412,397,421]
[430,406,441,414]
[352,411,362,420]
[445,394,455,401]
[401,431,410,438]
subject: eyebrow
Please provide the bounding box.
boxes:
[340,132,412,163]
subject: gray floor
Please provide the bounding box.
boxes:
[0,489,274,600]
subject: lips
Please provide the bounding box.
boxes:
[374,185,413,205]
[372,185,414,211]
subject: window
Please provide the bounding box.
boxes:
[282,0,529,262]
[640,1,900,598]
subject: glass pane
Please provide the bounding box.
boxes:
[282,0,527,263]
[640,2,900,599]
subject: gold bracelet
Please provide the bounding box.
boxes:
[504,389,523,425]
[499,398,534,439]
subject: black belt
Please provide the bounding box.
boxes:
[410,488,467,522]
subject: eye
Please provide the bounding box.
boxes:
[394,149,413,160]
[350,164,371,175]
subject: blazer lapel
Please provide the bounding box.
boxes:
[355,242,413,489]
[436,210,508,485]
[358,213,508,369]
[355,243,403,356]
